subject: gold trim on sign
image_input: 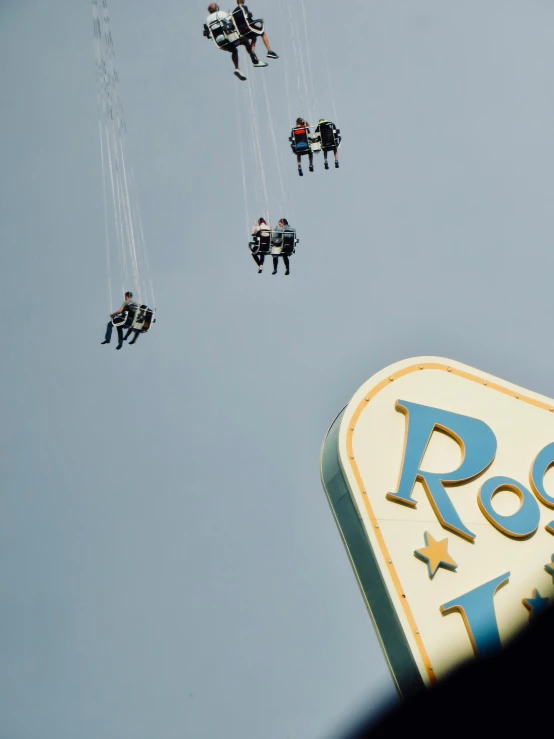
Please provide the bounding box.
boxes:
[345,361,554,684]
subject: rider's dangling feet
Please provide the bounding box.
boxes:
[234,69,247,81]
[335,160,339,168]
[251,53,268,68]
[309,164,314,172]
[298,166,303,177]
[267,50,279,59]
[324,160,329,170]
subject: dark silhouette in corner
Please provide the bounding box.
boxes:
[340,603,553,738]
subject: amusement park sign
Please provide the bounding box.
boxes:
[320,357,554,697]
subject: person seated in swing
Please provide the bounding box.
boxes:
[291,118,314,176]
[270,218,293,275]
[251,216,270,273]
[203,3,267,81]
[101,291,136,350]
[234,1,279,59]
[315,119,341,169]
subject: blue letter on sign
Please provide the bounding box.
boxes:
[478,476,540,539]
[441,573,510,657]
[530,442,554,509]
[387,401,497,541]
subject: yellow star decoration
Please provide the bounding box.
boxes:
[414,532,458,579]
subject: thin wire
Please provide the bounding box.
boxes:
[261,74,287,215]
[96,1,126,297]
[118,137,141,300]
[94,3,113,311]
[283,55,293,129]
[235,84,251,240]
[93,0,154,312]
[105,125,126,295]
[246,77,270,223]
[319,24,339,124]
[278,0,293,126]
[130,171,155,308]
[98,122,113,312]
[300,0,317,120]
[286,0,306,118]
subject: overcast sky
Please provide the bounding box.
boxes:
[2,1,554,737]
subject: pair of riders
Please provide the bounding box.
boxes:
[203,2,279,81]
[292,118,340,176]
[251,218,293,275]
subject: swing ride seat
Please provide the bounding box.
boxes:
[112,305,137,329]
[280,230,298,257]
[317,121,341,151]
[132,305,155,333]
[231,6,265,40]
[249,231,272,255]
[249,230,298,256]
[208,17,241,50]
[290,127,313,156]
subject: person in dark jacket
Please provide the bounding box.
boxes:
[101,291,136,350]
[270,218,293,275]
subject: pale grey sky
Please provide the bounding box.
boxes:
[2,1,554,737]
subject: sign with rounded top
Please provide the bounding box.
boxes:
[320,357,554,698]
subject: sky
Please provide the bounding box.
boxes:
[2,0,554,737]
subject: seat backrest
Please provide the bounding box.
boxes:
[231,6,263,36]
[258,231,271,253]
[141,308,154,332]
[281,230,296,255]
[231,6,250,35]
[209,18,237,46]
[112,306,136,328]
[292,128,310,152]
[319,122,336,149]
[132,305,147,329]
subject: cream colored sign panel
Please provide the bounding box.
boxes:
[336,357,554,686]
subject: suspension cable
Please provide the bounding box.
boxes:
[235,84,251,241]
[92,0,153,309]
[260,75,287,216]
[286,0,308,119]
[300,0,317,121]
[318,24,339,124]
[245,78,270,224]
